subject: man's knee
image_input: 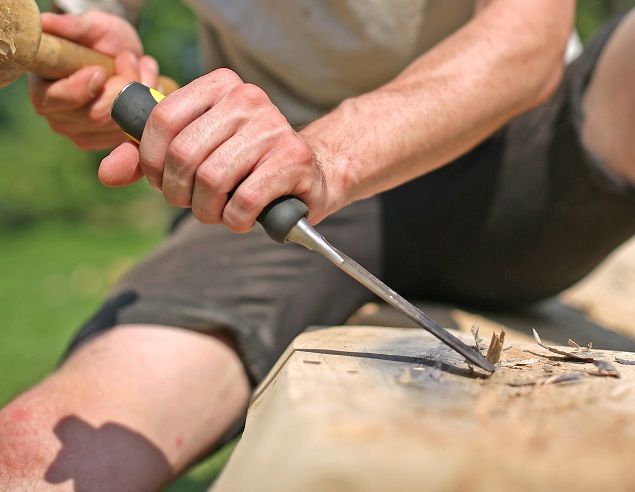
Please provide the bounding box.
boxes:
[0,386,173,490]
[0,390,58,481]
[582,9,635,182]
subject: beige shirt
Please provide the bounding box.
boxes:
[55,1,582,127]
[56,0,477,125]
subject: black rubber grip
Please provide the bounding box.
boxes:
[111,82,161,141]
[257,197,308,243]
[111,82,308,242]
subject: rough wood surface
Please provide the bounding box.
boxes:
[213,326,635,492]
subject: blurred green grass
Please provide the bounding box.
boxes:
[0,0,628,489]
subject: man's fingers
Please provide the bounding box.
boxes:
[221,164,289,233]
[73,131,128,151]
[139,69,243,189]
[139,56,160,89]
[161,107,242,207]
[40,12,142,57]
[99,142,144,187]
[222,140,316,232]
[114,52,142,82]
[189,133,265,222]
[29,67,107,112]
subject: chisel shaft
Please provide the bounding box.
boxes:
[287,218,496,372]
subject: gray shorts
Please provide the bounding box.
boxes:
[67,14,635,386]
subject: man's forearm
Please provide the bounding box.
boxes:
[302,0,575,210]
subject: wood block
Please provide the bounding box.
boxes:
[212,326,635,492]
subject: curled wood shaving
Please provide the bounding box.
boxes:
[532,329,595,362]
[567,338,592,351]
[615,356,635,366]
[486,329,505,364]
[471,323,487,355]
[532,330,621,379]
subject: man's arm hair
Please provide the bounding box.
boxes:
[302,0,575,207]
[53,0,145,23]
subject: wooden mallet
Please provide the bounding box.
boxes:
[0,0,178,92]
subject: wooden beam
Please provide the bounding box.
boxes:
[213,326,635,492]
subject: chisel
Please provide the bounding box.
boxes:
[111,82,496,373]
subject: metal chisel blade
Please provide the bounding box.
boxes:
[287,218,496,373]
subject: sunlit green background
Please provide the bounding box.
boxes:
[0,0,630,489]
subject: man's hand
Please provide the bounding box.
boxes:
[99,69,348,233]
[28,12,159,150]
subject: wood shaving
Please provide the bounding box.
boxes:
[591,360,621,378]
[505,372,585,387]
[500,359,539,368]
[615,356,635,366]
[568,338,592,351]
[541,372,586,385]
[486,329,506,364]
[471,323,487,355]
[532,329,595,362]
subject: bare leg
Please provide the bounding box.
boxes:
[0,325,250,491]
[582,9,635,184]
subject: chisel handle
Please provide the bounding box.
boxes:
[110,82,308,243]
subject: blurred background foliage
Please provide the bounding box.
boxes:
[0,0,631,489]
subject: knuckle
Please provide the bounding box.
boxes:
[148,104,174,134]
[232,187,260,213]
[210,67,241,85]
[138,152,163,177]
[166,140,194,167]
[169,196,192,209]
[87,109,111,127]
[288,138,313,162]
[192,206,218,225]
[230,83,269,108]
[195,165,221,191]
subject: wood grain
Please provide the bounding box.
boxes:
[213,326,635,492]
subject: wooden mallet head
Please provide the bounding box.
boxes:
[0,0,43,87]
[0,0,177,92]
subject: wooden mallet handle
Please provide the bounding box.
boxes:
[32,32,179,94]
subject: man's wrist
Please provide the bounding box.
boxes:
[299,124,359,217]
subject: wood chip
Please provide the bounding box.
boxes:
[505,372,585,387]
[541,372,586,385]
[500,359,539,368]
[532,329,595,362]
[486,329,506,364]
[615,356,635,366]
[471,323,487,355]
[591,360,621,378]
